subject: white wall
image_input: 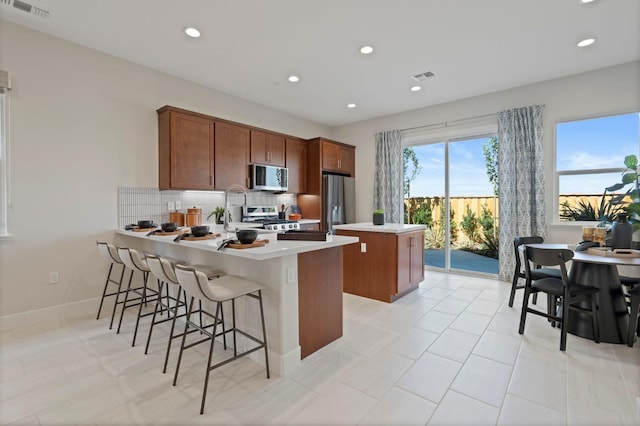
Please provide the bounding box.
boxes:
[0,21,330,320]
[332,60,640,246]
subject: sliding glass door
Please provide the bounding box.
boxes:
[405,135,498,275]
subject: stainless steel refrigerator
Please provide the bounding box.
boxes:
[322,174,355,233]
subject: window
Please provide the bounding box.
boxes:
[0,91,9,237]
[556,112,640,223]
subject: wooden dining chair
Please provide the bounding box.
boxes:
[509,236,563,307]
[519,246,600,351]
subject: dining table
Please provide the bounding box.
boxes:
[526,243,636,344]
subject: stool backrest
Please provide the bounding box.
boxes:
[117,247,149,272]
[175,265,234,303]
[96,241,122,264]
[146,254,178,285]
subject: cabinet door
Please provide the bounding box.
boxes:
[214,121,250,190]
[321,140,341,172]
[267,133,285,166]
[410,232,425,285]
[251,131,285,166]
[397,233,412,294]
[339,145,355,176]
[161,111,214,190]
[250,130,268,164]
[285,138,307,194]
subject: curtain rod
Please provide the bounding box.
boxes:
[399,112,497,132]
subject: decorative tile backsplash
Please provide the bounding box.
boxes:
[118,187,296,227]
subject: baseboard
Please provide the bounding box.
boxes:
[0,298,99,333]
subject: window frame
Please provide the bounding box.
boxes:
[0,91,10,239]
[553,110,640,226]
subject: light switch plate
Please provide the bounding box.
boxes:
[175,201,182,210]
[168,201,175,211]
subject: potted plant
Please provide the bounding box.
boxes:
[373,209,385,225]
[207,207,226,224]
[606,154,640,232]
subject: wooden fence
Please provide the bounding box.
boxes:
[404,193,617,227]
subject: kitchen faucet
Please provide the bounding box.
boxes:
[223,184,248,233]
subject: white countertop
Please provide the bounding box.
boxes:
[115,228,358,260]
[333,222,427,234]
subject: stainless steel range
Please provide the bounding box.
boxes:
[242,206,300,231]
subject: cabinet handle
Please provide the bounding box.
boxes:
[210,175,213,186]
[338,159,341,169]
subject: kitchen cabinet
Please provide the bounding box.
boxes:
[214,121,250,190]
[285,137,307,194]
[298,247,343,358]
[321,139,355,176]
[157,106,215,190]
[298,137,355,220]
[336,225,425,303]
[250,130,285,166]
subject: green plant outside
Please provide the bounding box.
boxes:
[606,154,640,231]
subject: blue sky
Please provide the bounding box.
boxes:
[406,112,639,198]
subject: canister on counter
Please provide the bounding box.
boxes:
[169,211,185,226]
[185,207,202,227]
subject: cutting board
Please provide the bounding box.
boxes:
[227,239,269,249]
[133,226,157,232]
[182,233,221,241]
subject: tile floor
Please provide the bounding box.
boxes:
[1,271,639,425]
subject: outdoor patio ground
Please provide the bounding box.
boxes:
[425,249,498,275]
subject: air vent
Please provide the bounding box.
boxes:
[413,71,436,82]
[0,0,51,18]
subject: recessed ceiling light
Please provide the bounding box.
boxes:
[347,103,357,108]
[185,27,201,38]
[577,38,595,47]
[579,0,596,4]
[359,45,374,55]
[288,75,300,83]
[410,86,422,92]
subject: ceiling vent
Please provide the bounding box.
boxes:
[413,71,437,82]
[0,0,51,18]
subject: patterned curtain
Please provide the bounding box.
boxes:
[497,105,546,281]
[373,130,403,223]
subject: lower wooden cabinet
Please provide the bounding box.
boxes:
[337,229,425,302]
[298,247,343,358]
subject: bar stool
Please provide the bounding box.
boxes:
[95,241,128,329]
[116,247,161,347]
[626,285,640,347]
[144,254,225,373]
[173,264,270,414]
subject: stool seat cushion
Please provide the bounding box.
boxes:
[189,264,224,280]
[532,277,600,297]
[200,275,265,302]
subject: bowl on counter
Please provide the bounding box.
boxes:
[190,225,210,237]
[288,213,302,221]
[161,222,178,232]
[236,229,258,244]
[137,220,155,228]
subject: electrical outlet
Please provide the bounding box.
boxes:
[168,201,175,211]
[49,272,59,284]
[175,201,182,210]
[361,243,367,253]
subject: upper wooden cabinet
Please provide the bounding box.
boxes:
[321,139,355,176]
[250,130,285,166]
[285,137,307,194]
[157,106,215,190]
[214,121,250,190]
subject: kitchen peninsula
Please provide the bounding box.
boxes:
[334,223,427,302]
[114,229,358,376]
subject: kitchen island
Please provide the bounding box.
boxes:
[114,229,358,376]
[334,223,427,302]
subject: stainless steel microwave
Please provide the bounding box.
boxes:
[250,164,288,192]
